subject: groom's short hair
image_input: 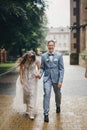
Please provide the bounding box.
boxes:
[47,40,55,45]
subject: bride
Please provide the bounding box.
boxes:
[12,51,40,120]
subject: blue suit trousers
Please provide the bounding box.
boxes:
[43,79,61,115]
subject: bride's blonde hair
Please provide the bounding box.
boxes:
[16,51,36,66]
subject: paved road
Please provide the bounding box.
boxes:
[0,56,87,130]
[0,71,18,95]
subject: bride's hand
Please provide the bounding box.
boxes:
[35,73,41,79]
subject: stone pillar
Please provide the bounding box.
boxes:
[85,26,87,50]
[85,56,87,78]
[3,49,7,63]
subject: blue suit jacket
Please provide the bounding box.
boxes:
[40,51,64,83]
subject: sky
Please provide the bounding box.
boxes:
[45,0,70,27]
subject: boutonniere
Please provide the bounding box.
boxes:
[46,58,49,62]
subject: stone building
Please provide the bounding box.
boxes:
[70,0,87,66]
[46,27,70,54]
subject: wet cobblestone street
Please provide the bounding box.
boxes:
[0,56,87,130]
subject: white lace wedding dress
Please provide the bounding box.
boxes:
[12,61,38,115]
[12,76,26,114]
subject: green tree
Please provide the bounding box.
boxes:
[0,0,47,58]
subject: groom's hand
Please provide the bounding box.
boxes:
[57,82,62,88]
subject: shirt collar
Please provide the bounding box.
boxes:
[48,51,54,55]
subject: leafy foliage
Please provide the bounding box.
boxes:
[0,0,47,58]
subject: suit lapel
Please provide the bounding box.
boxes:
[46,52,50,61]
[53,52,56,61]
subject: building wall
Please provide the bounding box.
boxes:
[70,0,87,66]
[46,27,70,54]
[79,0,87,66]
[70,0,77,53]
[80,0,87,52]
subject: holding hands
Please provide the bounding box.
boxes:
[35,73,41,79]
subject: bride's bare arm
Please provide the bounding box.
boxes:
[20,64,24,85]
[35,61,41,78]
[36,60,40,73]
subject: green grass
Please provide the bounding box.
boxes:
[0,63,16,73]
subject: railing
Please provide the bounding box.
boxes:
[0,65,18,77]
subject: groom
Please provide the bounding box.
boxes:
[38,40,64,122]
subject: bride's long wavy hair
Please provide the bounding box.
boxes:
[17,51,36,66]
